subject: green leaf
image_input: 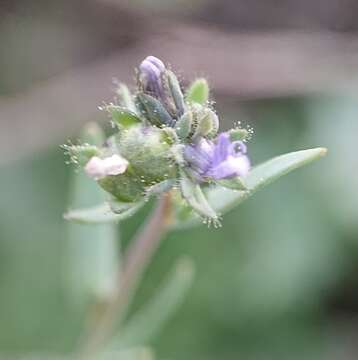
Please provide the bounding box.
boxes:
[116,83,137,113]
[145,179,176,196]
[217,176,247,191]
[107,105,142,128]
[65,123,119,306]
[172,147,327,229]
[64,201,144,224]
[180,171,218,222]
[110,257,195,349]
[185,78,209,105]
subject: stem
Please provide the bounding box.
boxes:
[79,193,173,357]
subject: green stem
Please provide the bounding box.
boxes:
[79,193,172,357]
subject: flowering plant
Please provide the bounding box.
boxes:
[63,56,326,357]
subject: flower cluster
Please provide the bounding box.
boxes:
[65,56,251,223]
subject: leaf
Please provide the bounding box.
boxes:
[185,78,209,105]
[180,171,218,221]
[172,147,327,229]
[107,105,142,128]
[64,201,144,224]
[65,123,119,306]
[145,179,177,196]
[110,257,195,349]
[217,176,247,191]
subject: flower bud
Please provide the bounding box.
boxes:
[139,56,166,100]
[138,56,185,125]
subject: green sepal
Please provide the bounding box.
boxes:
[116,83,137,113]
[107,105,142,128]
[180,171,218,223]
[229,128,249,142]
[175,112,193,140]
[185,78,209,105]
[192,108,219,140]
[161,127,178,145]
[63,144,101,167]
[166,70,186,117]
[98,167,146,203]
[136,93,174,128]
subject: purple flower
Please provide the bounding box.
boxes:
[139,56,166,100]
[184,132,250,181]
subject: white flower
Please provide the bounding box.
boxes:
[85,154,129,180]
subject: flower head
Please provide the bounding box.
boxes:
[85,154,129,180]
[184,132,250,182]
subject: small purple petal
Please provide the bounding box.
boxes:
[145,56,165,72]
[213,132,231,165]
[184,131,251,182]
[208,155,250,179]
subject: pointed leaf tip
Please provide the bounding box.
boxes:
[172,147,327,230]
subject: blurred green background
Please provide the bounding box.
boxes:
[1,1,358,359]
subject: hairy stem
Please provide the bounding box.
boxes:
[79,193,173,356]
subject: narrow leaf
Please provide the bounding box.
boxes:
[208,147,327,214]
[65,123,119,306]
[217,176,247,191]
[172,147,327,229]
[64,201,144,224]
[111,257,195,349]
[107,105,142,128]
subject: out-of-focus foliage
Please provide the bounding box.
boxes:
[0,95,357,360]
